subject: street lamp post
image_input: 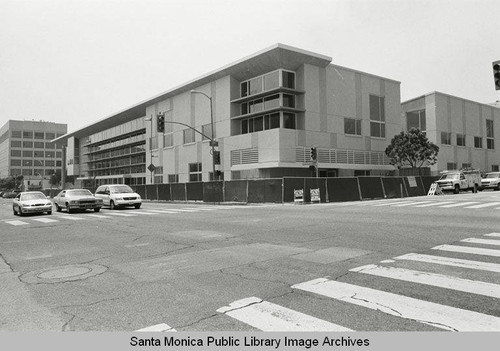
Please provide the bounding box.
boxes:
[190,90,217,180]
[144,116,154,184]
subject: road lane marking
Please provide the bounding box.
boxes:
[350,264,500,298]
[392,201,434,207]
[461,238,500,246]
[4,220,29,226]
[31,218,58,223]
[86,214,111,219]
[54,216,84,221]
[147,210,183,214]
[371,201,416,207]
[395,253,500,273]
[25,254,52,260]
[104,212,136,217]
[135,323,176,332]
[412,201,454,207]
[217,297,352,331]
[432,244,500,257]
[485,233,500,237]
[292,278,500,331]
[121,211,158,215]
[464,202,500,209]
[438,201,478,208]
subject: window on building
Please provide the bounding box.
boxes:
[45,151,55,158]
[263,95,280,110]
[163,133,173,148]
[150,136,158,149]
[22,169,32,176]
[462,163,471,169]
[168,174,179,183]
[23,131,33,139]
[344,118,362,135]
[369,95,385,138]
[406,110,426,131]
[492,165,500,172]
[11,130,21,138]
[34,150,44,158]
[34,141,44,149]
[283,113,296,129]
[23,150,33,157]
[34,132,44,139]
[249,76,263,95]
[249,98,263,113]
[474,136,482,148]
[282,70,295,89]
[183,129,195,144]
[23,160,33,167]
[282,94,295,108]
[447,162,457,170]
[241,113,280,135]
[45,160,55,167]
[22,141,33,148]
[45,133,55,140]
[11,149,21,157]
[188,163,202,182]
[486,119,494,150]
[10,159,21,166]
[45,142,55,149]
[441,132,452,145]
[11,140,21,148]
[263,70,279,91]
[10,169,21,176]
[456,134,466,147]
[202,124,214,141]
[209,171,224,181]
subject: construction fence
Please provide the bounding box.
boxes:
[115,176,439,204]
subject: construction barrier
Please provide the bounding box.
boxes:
[203,181,223,203]
[170,183,186,201]
[186,182,203,201]
[304,178,327,203]
[247,179,282,203]
[145,185,158,201]
[224,180,248,203]
[358,176,385,200]
[157,184,171,201]
[283,178,306,203]
[326,177,361,202]
[382,177,407,198]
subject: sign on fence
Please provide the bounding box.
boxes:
[294,189,304,204]
[310,188,320,203]
[407,176,418,187]
[427,182,443,196]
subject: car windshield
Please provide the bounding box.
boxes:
[20,193,46,201]
[110,186,134,194]
[439,174,459,180]
[66,190,93,196]
[485,173,500,178]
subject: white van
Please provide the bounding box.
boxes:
[94,184,142,209]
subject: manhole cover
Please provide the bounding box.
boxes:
[20,264,107,284]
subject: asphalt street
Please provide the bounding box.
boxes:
[0,190,499,331]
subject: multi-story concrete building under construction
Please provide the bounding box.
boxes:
[402,92,500,174]
[0,120,67,188]
[56,44,402,187]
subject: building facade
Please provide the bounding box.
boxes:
[402,92,500,175]
[0,120,67,188]
[57,44,403,187]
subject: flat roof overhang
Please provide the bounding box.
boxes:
[54,43,332,143]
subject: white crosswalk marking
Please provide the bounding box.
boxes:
[122,211,158,215]
[439,201,479,208]
[371,201,414,207]
[464,202,500,209]
[433,244,500,257]
[395,253,500,273]
[485,233,500,237]
[217,297,352,331]
[292,278,500,331]
[135,323,176,332]
[392,201,433,207]
[105,212,136,217]
[412,201,454,207]
[461,238,500,246]
[31,218,58,223]
[86,214,111,219]
[54,216,84,221]
[4,220,29,226]
[147,210,183,214]
[350,264,500,298]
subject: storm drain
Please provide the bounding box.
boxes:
[20,264,108,284]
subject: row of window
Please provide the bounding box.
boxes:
[89,155,146,170]
[11,159,61,167]
[10,131,64,140]
[82,119,145,146]
[240,94,295,115]
[85,133,146,154]
[441,132,495,149]
[89,145,146,161]
[241,112,297,134]
[10,140,60,149]
[90,165,146,177]
[11,150,61,158]
[240,69,295,98]
[10,169,59,177]
[447,162,499,172]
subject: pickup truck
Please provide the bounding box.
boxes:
[435,170,481,194]
[480,172,500,191]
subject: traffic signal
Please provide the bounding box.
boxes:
[493,60,500,91]
[213,150,221,165]
[157,113,165,132]
[310,147,317,161]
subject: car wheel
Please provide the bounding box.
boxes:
[134,204,141,209]
[454,185,460,194]
[55,204,61,212]
[13,207,17,216]
[66,203,74,213]
[496,184,500,191]
[18,207,23,216]
[110,201,116,210]
[47,210,52,215]
[94,208,100,212]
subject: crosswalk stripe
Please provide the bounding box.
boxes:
[350,264,500,298]
[392,201,433,207]
[216,297,352,331]
[121,211,158,215]
[4,220,29,226]
[292,278,500,331]
[105,212,136,217]
[395,253,500,273]
[135,323,176,332]
[485,233,500,237]
[412,201,454,207]
[86,214,111,219]
[461,238,500,246]
[370,200,415,207]
[147,210,183,214]
[464,202,500,209]
[433,244,500,257]
[31,218,58,223]
[54,216,84,221]
[439,202,479,208]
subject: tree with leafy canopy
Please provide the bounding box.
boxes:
[385,128,439,174]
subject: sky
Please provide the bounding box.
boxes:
[1,0,499,134]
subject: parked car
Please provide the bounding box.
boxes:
[3,191,18,199]
[480,172,500,191]
[53,189,103,213]
[13,191,53,216]
[94,184,142,209]
[435,170,481,194]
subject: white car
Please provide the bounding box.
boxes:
[53,189,103,213]
[481,172,500,191]
[94,184,142,210]
[13,191,52,216]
